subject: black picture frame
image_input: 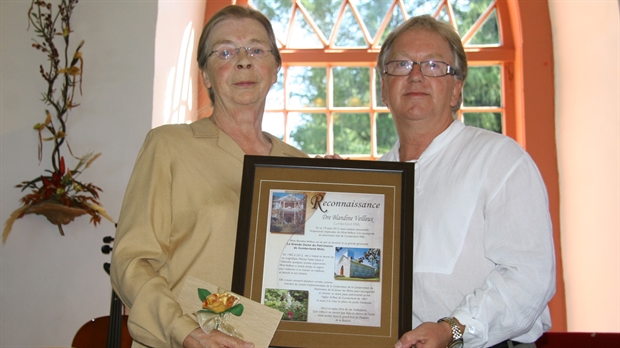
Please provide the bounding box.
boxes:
[232,155,414,347]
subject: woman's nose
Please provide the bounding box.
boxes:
[236,61,253,69]
[235,50,253,69]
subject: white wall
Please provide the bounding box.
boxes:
[549,0,620,332]
[152,1,205,128]
[0,0,157,346]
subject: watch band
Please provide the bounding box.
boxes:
[438,317,463,347]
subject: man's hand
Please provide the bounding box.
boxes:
[183,328,255,348]
[394,321,453,348]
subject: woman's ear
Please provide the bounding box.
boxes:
[271,65,279,85]
[201,70,211,89]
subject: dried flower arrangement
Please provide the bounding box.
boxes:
[3,0,113,243]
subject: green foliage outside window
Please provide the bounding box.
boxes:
[254,0,504,156]
[333,67,370,107]
[463,112,502,133]
[287,67,326,108]
[464,66,501,107]
[333,113,371,154]
[289,113,327,154]
[376,113,398,154]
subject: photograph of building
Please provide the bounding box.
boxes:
[335,248,380,280]
[270,191,307,234]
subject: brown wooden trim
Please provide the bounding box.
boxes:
[506,0,567,331]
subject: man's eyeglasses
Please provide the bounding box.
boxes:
[383,60,457,77]
[208,46,273,60]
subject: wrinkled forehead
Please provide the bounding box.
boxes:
[385,30,453,66]
[208,17,270,49]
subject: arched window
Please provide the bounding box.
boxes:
[247,0,509,159]
[202,0,566,330]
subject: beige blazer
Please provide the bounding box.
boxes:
[110,118,307,347]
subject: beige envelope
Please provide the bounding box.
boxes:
[178,276,282,348]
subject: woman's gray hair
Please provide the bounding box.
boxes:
[197,5,281,103]
[376,15,468,114]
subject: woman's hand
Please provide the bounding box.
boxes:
[394,322,453,348]
[315,154,345,159]
[183,328,255,348]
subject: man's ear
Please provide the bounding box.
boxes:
[380,76,388,107]
[450,78,464,108]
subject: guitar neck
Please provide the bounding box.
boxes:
[106,290,123,348]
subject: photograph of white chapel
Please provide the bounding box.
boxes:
[334,247,380,281]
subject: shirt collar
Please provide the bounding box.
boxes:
[188,117,301,157]
[382,119,465,162]
[419,119,465,160]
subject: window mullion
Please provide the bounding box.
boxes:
[435,0,459,32]
[461,0,498,44]
[295,0,330,46]
[284,2,299,48]
[346,0,373,45]
[373,0,401,47]
[370,64,378,157]
[328,1,349,48]
[326,64,334,155]
[282,65,289,143]
[461,106,504,113]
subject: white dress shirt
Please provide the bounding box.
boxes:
[380,120,555,347]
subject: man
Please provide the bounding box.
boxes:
[376,15,556,348]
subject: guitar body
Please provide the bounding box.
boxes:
[71,314,132,348]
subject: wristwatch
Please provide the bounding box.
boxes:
[438,317,464,348]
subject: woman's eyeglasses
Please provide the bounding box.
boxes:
[208,46,273,60]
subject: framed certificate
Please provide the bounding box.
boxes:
[232,155,414,347]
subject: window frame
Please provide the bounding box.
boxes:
[258,0,513,159]
[202,0,566,330]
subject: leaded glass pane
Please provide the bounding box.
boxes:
[332,67,370,107]
[289,8,323,48]
[263,112,285,139]
[469,8,499,45]
[334,5,366,47]
[250,0,293,44]
[377,4,406,46]
[286,67,326,108]
[403,0,441,17]
[333,113,371,154]
[376,112,398,155]
[266,69,284,109]
[288,112,327,154]
[463,65,501,107]
[463,112,502,133]
[451,0,494,38]
[437,6,451,25]
[299,0,341,41]
[350,0,393,41]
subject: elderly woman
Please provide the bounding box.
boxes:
[110,5,307,348]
